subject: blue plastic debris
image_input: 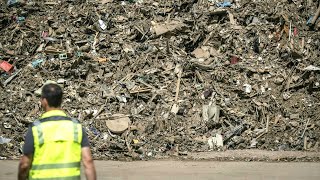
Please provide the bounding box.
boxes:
[76,51,83,57]
[89,126,100,136]
[307,16,313,24]
[217,1,232,7]
[7,0,23,6]
[7,0,18,6]
[307,16,320,25]
[31,59,44,68]
[17,17,25,22]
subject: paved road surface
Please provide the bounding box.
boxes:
[2,160,320,180]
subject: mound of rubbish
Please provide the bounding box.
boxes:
[0,0,320,160]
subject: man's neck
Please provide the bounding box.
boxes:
[45,107,61,112]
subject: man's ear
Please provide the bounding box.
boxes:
[41,98,48,107]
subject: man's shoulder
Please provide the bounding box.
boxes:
[30,116,81,127]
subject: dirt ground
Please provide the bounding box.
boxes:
[2,150,320,179]
[1,160,320,180]
[188,150,320,161]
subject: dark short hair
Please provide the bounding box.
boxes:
[41,83,63,107]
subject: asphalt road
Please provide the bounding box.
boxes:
[2,160,320,180]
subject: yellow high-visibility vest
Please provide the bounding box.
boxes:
[29,111,82,180]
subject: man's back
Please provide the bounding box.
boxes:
[18,84,96,180]
[29,115,82,179]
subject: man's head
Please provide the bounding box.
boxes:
[41,83,63,110]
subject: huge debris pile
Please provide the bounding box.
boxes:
[0,0,320,160]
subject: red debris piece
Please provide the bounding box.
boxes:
[230,56,239,64]
[294,28,298,36]
[0,61,14,73]
[41,31,49,38]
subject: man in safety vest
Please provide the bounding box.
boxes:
[18,83,96,180]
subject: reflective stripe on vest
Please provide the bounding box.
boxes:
[29,175,80,180]
[33,120,44,145]
[32,162,81,171]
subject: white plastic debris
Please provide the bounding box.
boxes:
[171,104,179,114]
[261,85,266,93]
[116,95,127,103]
[43,37,58,41]
[98,20,107,30]
[252,17,260,24]
[147,152,153,157]
[250,138,258,148]
[0,136,11,144]
[243,84,252,93]
[303,65,320,71]
[202,102,220,122]
[3,122,11,129]
[214,134,223,147]
[208,138,214,149]
[57,78,66,84]
[208,134,223,149]
[282,92,291,100]
[102,133,109,140]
